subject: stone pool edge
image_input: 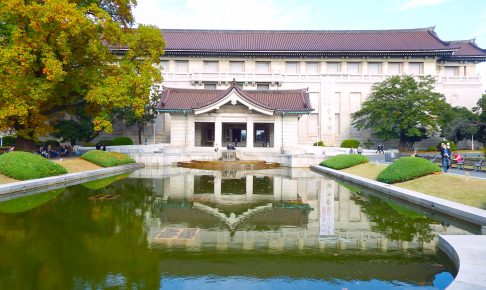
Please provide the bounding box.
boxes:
[0,163,145,196]
[311,165,486,290]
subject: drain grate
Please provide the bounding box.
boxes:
[155,227,199,240]
[89,194,120,200]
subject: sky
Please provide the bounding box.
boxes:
[133,0,486,90]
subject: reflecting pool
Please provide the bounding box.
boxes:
[0,167,470,289]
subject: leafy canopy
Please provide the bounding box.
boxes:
[351,75,449,151]
[0,0,165,141]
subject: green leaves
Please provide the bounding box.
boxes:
[352,75,448,150]
[0,0,165,140]
[377,157,440,184]
[320,154,369,170]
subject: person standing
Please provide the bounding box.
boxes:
[446,143,452,170]
[440,143,449,173]
[357,146,363,155]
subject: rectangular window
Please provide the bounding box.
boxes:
[158,60,168,71]
[368,62,382,74]
[255,61,270,73]
[306,62,320,74]
[409,62,423,75]
[229,61,245,72]
[203,61,219,72]
[286,62,300,74]
[256,83,270,90]
[327,62,341,73]
[347,62,361,74]
[175,60,189,73]
[388,62,402,75]
[444,66,459,76]
[204,83,217,90]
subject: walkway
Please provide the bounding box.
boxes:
[367,153,486,180]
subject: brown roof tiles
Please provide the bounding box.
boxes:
[157,83,313,114]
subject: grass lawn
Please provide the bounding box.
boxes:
[53,158,101,173]
[341,162,486,209]
[0,157,102,185]
[342,163,387,180]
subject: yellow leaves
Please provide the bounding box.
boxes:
[42,57,66,81]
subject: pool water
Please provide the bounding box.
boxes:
[0,167,466,290]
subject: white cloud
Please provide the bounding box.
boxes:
[393,0,449,11]
[134,0,311,30]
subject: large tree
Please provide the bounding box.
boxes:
[441,106,478,144]
[0,0,165,149]
[113,86,160,145]
[473,93,486,147]
[351,75,449,152]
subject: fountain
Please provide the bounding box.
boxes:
[177,149,280,170]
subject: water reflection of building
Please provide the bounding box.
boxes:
[131,167,471,253]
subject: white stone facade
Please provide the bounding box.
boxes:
[155,57,483,147]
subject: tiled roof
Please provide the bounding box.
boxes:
[162,27,451,52]
[447,40,486,56]
[157,83,313,113]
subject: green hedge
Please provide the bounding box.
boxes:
[320,154,368,170]
[81,150,135,167]
[1,136,16,146]
[377,157,440,184]
[313,140,325,146]
[340,139,361,148]
[0,152,67,180]
[112,137,134,146]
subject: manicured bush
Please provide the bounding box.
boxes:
[436,141,456,151]
[426,146,437,151]
[340,139,361,148]
[320,154,368,170]
[84,142,95,147]
[0,152,67,180]
[313,140,325,146]
[112,136,134,146]
[377,157,440,184]
[81,150,135,167]
[1,136,16,146]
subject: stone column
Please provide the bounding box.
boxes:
[215,116,222,149]
[247,113,254,148]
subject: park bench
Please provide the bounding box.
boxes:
[455,158,484,171]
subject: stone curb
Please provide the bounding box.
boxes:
[439,236,486,290]
[310,165,486,290]
[310,165,486,226]
[0,163,144,196]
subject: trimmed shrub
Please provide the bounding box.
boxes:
[436,141,456,151]
[313,140,325,147]
[320,154,368,170]
[377,157,440,184]
[0,152,67,180]
[340,139,361,148]
[81,150,135,167]
[1,136,16,146]
[84,142,95,147]
[112,136,134,146]
[426,146,437,151]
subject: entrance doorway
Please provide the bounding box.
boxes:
[254,123,274,147]
[222,123,247,148]
[195,122,215,147]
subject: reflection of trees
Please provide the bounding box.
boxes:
[0,178,161,290]
[350,193,435,243]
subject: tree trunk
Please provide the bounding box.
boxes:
[137,122,143,145]
[398,140,414,153]
[14,136,37,151]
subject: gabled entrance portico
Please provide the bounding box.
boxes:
[156,82,313,152]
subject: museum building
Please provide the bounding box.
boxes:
[112,27,486,150]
